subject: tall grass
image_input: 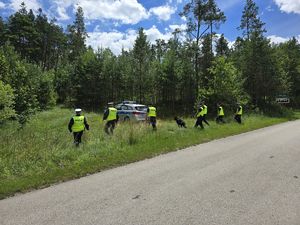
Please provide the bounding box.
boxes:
[0,107,296,199]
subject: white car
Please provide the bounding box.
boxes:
[116,101,148,122]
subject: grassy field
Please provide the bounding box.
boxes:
[0,107,298,199]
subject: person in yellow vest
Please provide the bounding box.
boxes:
[202,101,210,126]
[234,103,243,124]
[103,102,118,135]
[216,103,225,124]
[147,105,157,130]
[194,104,204,129]
[68,108,89,146]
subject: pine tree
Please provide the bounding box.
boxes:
[0,17,6,46]
[180,0,209,94]
[6,2,39,62]
[200,34,213,88]
[238,0,288,108]
[205,0,226,55]
[132,28,151,103]
[239,0,265,40]
[276,37,300,106]
[216,34,230,57]
[67,6,88,62]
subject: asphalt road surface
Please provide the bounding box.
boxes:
[1,121,300,225]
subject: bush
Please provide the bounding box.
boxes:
[262,103,293,118]
[0,81,15,122]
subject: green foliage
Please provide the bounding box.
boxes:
[239,35,290,107]
[0,0,299,124]
[197,57,248,113]
[67,6,87,62]
[216,34,230,57]
[234,0,290,111]
[72,48,103,108]
[0,81,15,122]
[26,65,57,109]
[239,0,265,39]
[275,37,300,107]
[54,64,74,104]
[133,28,151,103]
[0,16,6,46]
[0,45,56,124]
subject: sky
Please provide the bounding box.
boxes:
[0,0,300,55]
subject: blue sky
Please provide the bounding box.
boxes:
[1,0,300,54]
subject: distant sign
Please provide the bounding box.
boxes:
[276,97,290,104]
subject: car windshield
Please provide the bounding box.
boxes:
[135,106,147,111]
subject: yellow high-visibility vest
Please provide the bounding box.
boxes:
[72,115,85,132]
[148,107,156,117]
[218,106,224,116]
[107,107,117,121]
[236,106,243,115]
[197,107,204,117]
[203,105,208,115]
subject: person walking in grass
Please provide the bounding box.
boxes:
[202,101,210,126]
[234,103,243,124]
[147,105,157,131]
[103,102,118,135]
[194,104,204,129]
[216,103,225,124]
[68,108,89,146]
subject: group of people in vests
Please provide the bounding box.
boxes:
[68,102,157,146]
[194,102,243,129]
[68,101,242,146]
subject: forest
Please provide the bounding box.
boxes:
[1,0,300,124]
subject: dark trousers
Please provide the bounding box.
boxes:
[235,115,242,124]
[203,114,209,125]
[105,120,116,135]
[194,116,204,129]
[149,117,157,130]
[216,116,225,124]
[73,131,83,144]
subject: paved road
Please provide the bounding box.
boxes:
[1,121,300,225]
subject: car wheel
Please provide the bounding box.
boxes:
[124,117,130,122]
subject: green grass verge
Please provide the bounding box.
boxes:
[0,107,298,199]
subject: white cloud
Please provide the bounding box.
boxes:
[87,30,136,55]
[0,1,5,9]
[8,0,42,12]
[87,26,174,55]
[53,0,149,23]
[56,6,70,20]
[145,25,172,42]
[273,0,300,14]
[268,35,300,44]
[268,35,289,43]
[149,5,176,21]
[78,0,149,24]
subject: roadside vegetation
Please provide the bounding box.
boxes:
[0,107,298,199]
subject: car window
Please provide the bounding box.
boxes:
[121,105,128,110]
[127,106,133,110]
[135,106,147,111]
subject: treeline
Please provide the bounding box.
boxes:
[1,0,300,123]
